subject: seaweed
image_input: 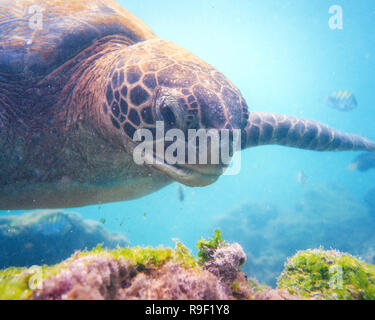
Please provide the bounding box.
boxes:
[196,229,226,265]
[0,232,220,299]
[277,248,375,300]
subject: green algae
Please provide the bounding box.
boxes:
[4,232,375,300]
[0,231,226,299]
[78,241,197,269]
[0,238,200,299]
[172,242,198,268]
[246,277,270,293]
[0,267,30,300]
[0,260,74,300]
[277,248,375,300]
[196,229,226,265]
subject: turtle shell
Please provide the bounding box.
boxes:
[0,0,157,78]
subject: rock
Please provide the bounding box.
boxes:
[203,243,246,284]
[0,210,127,268]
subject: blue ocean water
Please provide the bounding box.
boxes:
[1,0,375,285]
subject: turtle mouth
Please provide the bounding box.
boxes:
[150,153,226,187]
[128,143,226,186]
[155,162,226,187]
[127,137,230,186]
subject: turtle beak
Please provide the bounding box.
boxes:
[150,146,229,187]
[153,162,224,187]
[127,137,226,186]
[154,133,235,186]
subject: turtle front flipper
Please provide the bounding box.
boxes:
[241,112,375,152]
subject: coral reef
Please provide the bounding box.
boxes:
[277,248,375,300]
[213,184,375,286]
[0,210,127,268]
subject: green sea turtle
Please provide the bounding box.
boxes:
[1,0,374,210]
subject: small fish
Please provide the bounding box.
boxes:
[178,185,185,202]
[348,152,375,172]
[143,212,147,218]
[34,213,71,236]
[99,218,106,224]
[326,90,358,111]
[297,171,308,186]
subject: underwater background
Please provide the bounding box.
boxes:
[1,0,375,287]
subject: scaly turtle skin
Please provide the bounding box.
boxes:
[0,0,374,209]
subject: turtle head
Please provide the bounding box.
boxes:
[103,39,248,186]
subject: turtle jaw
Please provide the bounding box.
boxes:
[126,140,224,186]
[149,151,226,187]
[153,162,224,187]
[135,145,224,186]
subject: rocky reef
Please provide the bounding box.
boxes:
[1,230,374,300]
[278,248,375,300]
[0,230,299,300]
[0,210,127,268]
